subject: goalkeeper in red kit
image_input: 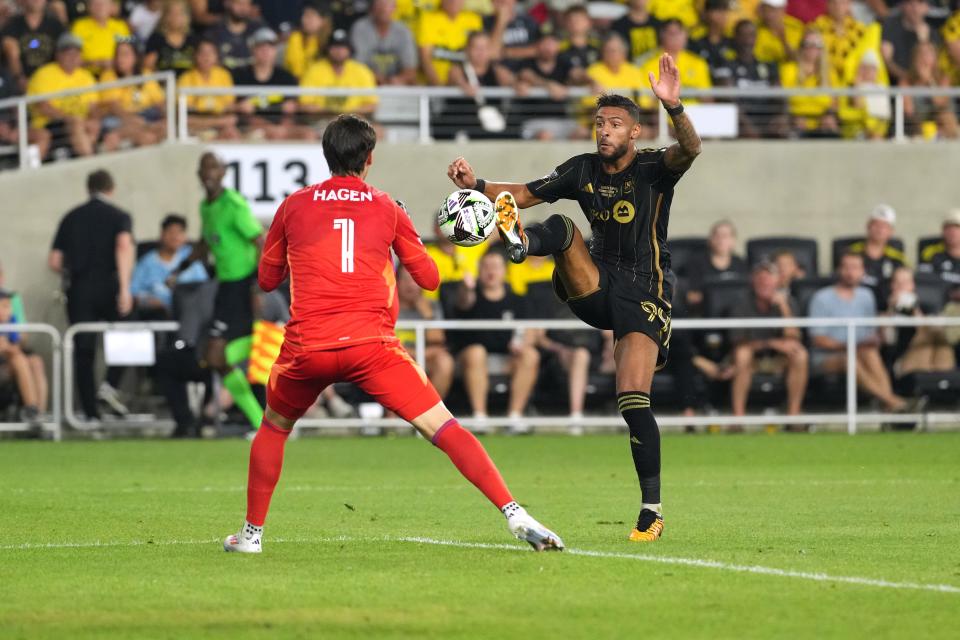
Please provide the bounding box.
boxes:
[223,114,563,553]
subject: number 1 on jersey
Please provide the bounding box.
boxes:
[333,218,355,273]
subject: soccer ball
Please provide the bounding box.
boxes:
[437,189,496,247]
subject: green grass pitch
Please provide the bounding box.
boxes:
[2,432,959,639]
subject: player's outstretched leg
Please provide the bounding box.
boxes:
[224,412,291,553]
[615,334,664,542]
[409,402,563,551]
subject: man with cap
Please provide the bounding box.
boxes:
[755,0,804,65]
[203,0,265,70]
[231,27,302,140]
[25,32,99,159]
[350,0,419,86]
[726,258,808,426]
[299,28,378,119]
[844,204,909,310]
[918,210,960,295]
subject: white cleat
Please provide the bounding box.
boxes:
[223,522,262,553]
[502,502,564,551]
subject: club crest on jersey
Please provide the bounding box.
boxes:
[313,188,373,202]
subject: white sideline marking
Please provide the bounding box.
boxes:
[398,537,960,595]
[3,535,958,595]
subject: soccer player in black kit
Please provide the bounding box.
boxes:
[448,53,702,542]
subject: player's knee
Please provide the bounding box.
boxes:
[544,214,576,253]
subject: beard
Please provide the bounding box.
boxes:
[597,140,630,165]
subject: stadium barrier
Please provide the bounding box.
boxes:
[62,321,180,431]
[295,315,960,435]
[4,80,959,171]
[176,85,960,145]
[0,72,176,170]
[0,323,62,441]
[9,314,960,438]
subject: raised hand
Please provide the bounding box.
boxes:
[648,52,681,107]
[447,157,477,190]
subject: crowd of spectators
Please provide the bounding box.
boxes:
[3,0,960,161]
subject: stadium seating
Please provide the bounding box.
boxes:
[667,237,709,276]
[790,276,835,315]
[746,237,819,276]
[915,271,950,311]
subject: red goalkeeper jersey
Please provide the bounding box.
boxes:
[258,175,439,352]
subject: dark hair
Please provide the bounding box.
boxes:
[482,246,508,262]
[87,169,114,194]
[466,30,489,47]
[196,38,219,57]
[563,5,589,19]
[596,93,641,123]
[659,18,685,34]
[839,251,864,266]
[734,18,755,36]
[161,214,188,230]
[322,114,376,176]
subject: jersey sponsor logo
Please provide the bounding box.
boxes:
[598,185,618,198]
[612,200,635,224]
[590,208,610,222]
[623,179,634,194]
[313,188,374,202]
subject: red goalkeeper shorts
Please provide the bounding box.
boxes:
[266,339,441,422]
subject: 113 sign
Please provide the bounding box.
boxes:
[211,145,331,220]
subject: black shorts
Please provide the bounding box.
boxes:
[209,274,255,342]
[552,261,673,370]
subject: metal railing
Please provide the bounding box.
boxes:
[290,315,960,435]
[177,84,960,144]
[62,321,180,430]
[0,323,62,441]
[3,79,958,170]
[0,72,176,170]
[1,314,956,437]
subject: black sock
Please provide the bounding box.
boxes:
[618,392,661,505]
[526,214,574,256]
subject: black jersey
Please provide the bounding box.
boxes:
[525,149,685,303]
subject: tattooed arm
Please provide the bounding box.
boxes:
[647,52,702,172]
[663,109,702,172]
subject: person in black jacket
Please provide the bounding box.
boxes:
[48,169,134,422]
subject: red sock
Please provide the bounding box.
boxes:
[246,418,291,526]
[432,419,514,510]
